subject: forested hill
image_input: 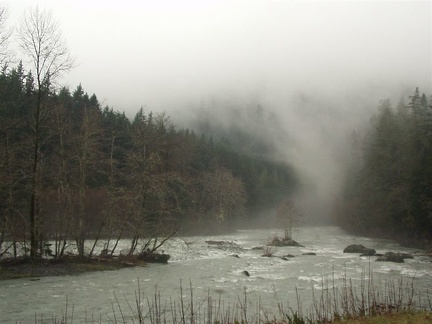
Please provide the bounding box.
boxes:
[179,98,299,209]
[0,62,299,256]
[334,88,432,247]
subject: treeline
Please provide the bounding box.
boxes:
[0,5,298,259]
[0,62,297,258]
[334,88,432,246]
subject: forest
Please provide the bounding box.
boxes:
[1,4,431,263]
[0,3,299,260]
[0,59,301,259]
[334,88,432,247]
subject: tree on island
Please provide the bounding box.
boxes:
[269,198,303,247]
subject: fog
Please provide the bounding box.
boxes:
[4,0,432,221]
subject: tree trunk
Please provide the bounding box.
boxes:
[30,87,42,258]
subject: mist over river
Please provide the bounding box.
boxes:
[1,226,431,323]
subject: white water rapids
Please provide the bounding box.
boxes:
[1,226,431,323]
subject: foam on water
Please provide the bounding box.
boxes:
[1,226,431,322]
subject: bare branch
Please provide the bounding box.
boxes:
[0,5,12,66]
[17,5,75,88]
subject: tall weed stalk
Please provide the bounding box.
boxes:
[32,269,430,323]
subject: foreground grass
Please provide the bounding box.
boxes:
[101,274,431,324]
[334,310,432,323]
[2,259,430,323]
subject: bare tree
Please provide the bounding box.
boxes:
[44,103,74,258]
[276,198,302,240]
[196,168,246,224]
[0,5,12,66]
[18,6,75,88]
[125,110,184,255]
[0,126,29,258]
[18,6,75,257]
[73,107,102,257]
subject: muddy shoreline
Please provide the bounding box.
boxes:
[0,256,145,280]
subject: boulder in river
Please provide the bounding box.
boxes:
[242,270,250,276]
[376,252,413,263]
[205,240,226,245]
[138,250,170,263]
[268,237,304,247]
[343,244,376,255]
[251,246,264,250]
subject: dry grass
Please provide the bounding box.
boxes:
[262,245,275,257]
[333,311,432,323]
[13,264,432,323]
[104,270,430,324]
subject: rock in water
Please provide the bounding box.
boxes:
[376,252,413,263]
[343,244,376,255]
[138,250,170,263]
[268,237,304,247]
[242,270,250,277]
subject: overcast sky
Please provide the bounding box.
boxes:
[3,0,431,114]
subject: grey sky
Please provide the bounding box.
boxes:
[3,0,431,113]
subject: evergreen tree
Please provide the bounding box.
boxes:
[336,88,432,245]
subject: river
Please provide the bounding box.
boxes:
[1,226,431,323]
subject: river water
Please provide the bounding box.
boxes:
[1,226,431,323]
